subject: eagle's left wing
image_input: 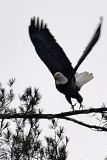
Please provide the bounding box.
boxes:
[70,17,103,78]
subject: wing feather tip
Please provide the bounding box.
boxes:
[100,16,103,23]
[30,17,47,30]
[30,17,35,26]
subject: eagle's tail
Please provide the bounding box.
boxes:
[75,72,94,88]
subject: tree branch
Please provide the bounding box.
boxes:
[55,107,107,117]
[0,107,107,119]
[0,107,107,131]
[62,117,107,132]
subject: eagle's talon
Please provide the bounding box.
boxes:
[79,104,84,110]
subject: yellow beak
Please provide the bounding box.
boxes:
[54,73,58,79]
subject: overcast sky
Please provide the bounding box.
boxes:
[0,0,107,160]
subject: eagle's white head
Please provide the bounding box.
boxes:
[54,72,68,85]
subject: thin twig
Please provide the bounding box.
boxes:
[61,117,107,131]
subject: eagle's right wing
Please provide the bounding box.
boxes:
[29,17,73,78]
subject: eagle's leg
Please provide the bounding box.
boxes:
[79,104,85,110]
[65,96,76,110]
[71,103,76,110]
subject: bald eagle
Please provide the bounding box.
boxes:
[29,17,102,110]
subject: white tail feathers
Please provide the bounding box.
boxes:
[75,71,94,88]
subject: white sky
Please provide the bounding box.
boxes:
[0,0,107,160]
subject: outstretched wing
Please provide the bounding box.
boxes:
[29,17,73,78]
[70,17,103,78]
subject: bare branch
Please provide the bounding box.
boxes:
[0,107,107,119]
[61,117,107,132]
[55,107,107,117]
[0,107,107,131]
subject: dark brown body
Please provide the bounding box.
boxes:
[55,78,83,105]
